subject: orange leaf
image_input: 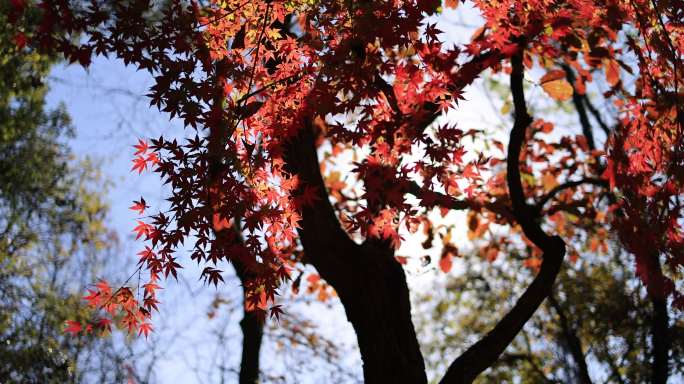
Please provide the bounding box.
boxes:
[395,256,409,265]
[445,0,459,9]
[540,70,573,101]
[605,59,620,87]
[485,246,499,262]
[306,274,320,284]
[439,254,452,273]
[542,173,558,192]
[523,257,542,269]
[540,70,566,83]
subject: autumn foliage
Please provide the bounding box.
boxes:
[8,0,683,381]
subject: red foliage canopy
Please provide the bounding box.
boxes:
[10,0,683,343]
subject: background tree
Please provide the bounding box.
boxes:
[416,245,684,383]
[0,5,156,382]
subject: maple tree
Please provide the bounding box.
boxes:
[9,0,683,382]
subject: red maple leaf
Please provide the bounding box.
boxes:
[297,184,320,207]
[137,247,155,263]
[96,318,113,333]
[64,320,82,335]
[13,33,27,50]
[83,289,101,308]
[133,220,151,240]
[439,255,453,273]
[270,305,285,321]
[138,322,153,338]
[133,139,149,155]
[131,156,147,174]
[129,197,148,215]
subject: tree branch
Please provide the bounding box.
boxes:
[547,292,592,384]
[375,49,501,133]
[439,51,566,384]
[534,177,607,213]
[282,118,358,286]
[581,94,611,136]
[406,180,514,220]
[563,64,596,151]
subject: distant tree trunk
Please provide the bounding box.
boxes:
[651,295,669,384]
[234,260,265,384]
[548,292,592,384]
[648,256,669,384]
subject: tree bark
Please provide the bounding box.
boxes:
[648,257,669,384]
[650,294,668,384]
[548,293,592,384]
[284,123,427,384]
[439,50,566,384]
[233,259,265,384]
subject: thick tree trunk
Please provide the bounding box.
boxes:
[283,101,565,383]
[284,124,427,383]
[337,241,427,384]
[275,39,571,382]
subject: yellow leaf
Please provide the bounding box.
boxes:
[541,76,573,101]
[542,173,558,191]
[500,100,511,115]
[442,230,452,245]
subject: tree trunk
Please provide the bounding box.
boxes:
[234,259,265,384]
[284,124,427,383]
[283,97,565,382]
[548,292,592,384]
[648,256,669,384]
[651,294,669,384]
[337,241,427,384]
